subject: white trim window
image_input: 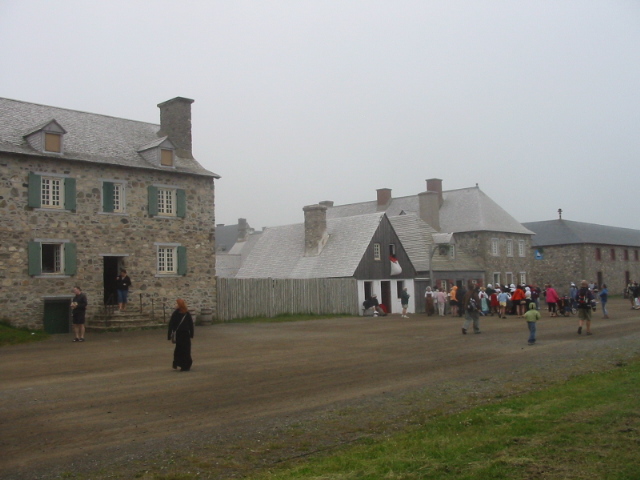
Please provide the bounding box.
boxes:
[449,245,456,260]
[505,272,514,285]
[518,240,525,257]
[519,272,527,285]
[158,246,177,273]
[506,239,514,257]
[373,243,381,261]
[158,188,176,216]
[491,238,499,256]
[493,273,501,286]
[41,176,63,208]
[102,181,126,214]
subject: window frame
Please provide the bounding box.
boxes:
[493,272,501,286]
[506,239,514,257]
[373,243,381,261]
[491,238,499,256]
[148,185,186,218]
[28,172,76,211]
[595,248,601,261]
[155,243,187,276]
[160,148,174,167]
[519,272,527,285]
[518,240,525,257]
[28,240,76,277]
[102,180,127,214]
[44,132,62,153]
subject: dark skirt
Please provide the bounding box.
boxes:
[173,330,193,371]
[426,297,435,316]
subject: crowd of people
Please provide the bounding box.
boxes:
[421,278,616,344]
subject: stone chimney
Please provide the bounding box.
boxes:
[303,204,329,256]
[376,188,392,210]
[319,200,334,208]
[157,97,194,158]
[237,218,249,242]
[419,190,441,231]
[426,178,443,207]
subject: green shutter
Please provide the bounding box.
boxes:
[103,182,114,212]
[176,189,186,218]
[28,172,41,208]
[28,241,41,276]
[64,177,76,211]
[148,186,158,216]
[64,242,77,275]
[177,246,187,275]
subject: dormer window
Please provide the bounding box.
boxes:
[160,148,174,167]
[23,119,66,155]
[138,137,176,168]
[44,132,62,153]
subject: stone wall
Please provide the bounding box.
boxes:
[453,231,533,286]
[529,244,640,296]
[0,153,216,329]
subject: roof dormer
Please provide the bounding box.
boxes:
[23,119,66,155]
[137,137,176,168]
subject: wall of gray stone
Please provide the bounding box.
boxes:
[529,244,640,296]
[0,153,216,329]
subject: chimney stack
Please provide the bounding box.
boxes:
[426,178,443,206]
[303,204,329,256]
[376,188,392,210]
[157,97,194,158]
[237,218,249,242]
[319,200,334,208]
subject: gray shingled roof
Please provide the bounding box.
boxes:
[326,186,533,235]
[236,213,386,279]
[389,214,484,273]
[523,219,640,247]
[0,97,218,177]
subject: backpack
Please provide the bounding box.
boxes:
[576,289,591,309]
[467,298,478,312]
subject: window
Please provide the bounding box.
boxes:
[491,238,499,256]
[493,273,501,286]
[156,244,187,275]
[28,240,76,276]
[506,239,513,257]
[439,280,448,292]
[610,248,616,261]
[44,132,62,153]
[389,244,396,256]
[373,243,381,261]
[595,248,601,261]
[449,245,455,260]
[624,250,629,261]
[28,172,76,211]
[505,272,513,286]
[102,181,126,213]
[519,272,527,285]
[148,185,186,218]
[636,250,639,261]
[518,240,525,257]
[160,148,174,167]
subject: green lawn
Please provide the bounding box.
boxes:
[0,320,50,347]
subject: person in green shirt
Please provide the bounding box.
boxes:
[523,302,541,345]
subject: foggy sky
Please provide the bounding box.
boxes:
[2,0,639,230]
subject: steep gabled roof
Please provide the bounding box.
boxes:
[389,214,484,273]
[236,213,385,279]
[0,97,218,177]
[523,219,640,247]
[326,186,532,235]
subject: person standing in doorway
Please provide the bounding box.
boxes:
[116,269,132,311]
[71,286,88,342]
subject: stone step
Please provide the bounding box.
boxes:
[88,311,166,331]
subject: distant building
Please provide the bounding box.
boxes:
[0,97,219,331]
[523,219,640,295]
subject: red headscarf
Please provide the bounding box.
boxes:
[176,298,188,314]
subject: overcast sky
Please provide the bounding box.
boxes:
[2,1,639,230]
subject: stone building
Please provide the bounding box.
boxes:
[0,97,219,331]
[523,218,640,296]
[321,179,535,288]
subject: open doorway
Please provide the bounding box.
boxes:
[103,256,121,306]
[381,281,392,314]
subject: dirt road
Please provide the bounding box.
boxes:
[2,300,639,479]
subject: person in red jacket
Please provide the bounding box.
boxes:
[545,284,560,317]
[511,285,526,317]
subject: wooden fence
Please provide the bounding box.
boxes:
[216,277,359,321]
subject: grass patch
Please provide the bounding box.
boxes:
[0,319,50,347]
[228,313,354,324]
[249,358,640,480]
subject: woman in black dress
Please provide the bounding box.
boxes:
[167,298,194,371]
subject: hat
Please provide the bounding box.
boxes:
[372,294,377,298]
[529,302,537,310]
[487,284,493,288]
[510,284,515,289]
[571,283,576,287]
